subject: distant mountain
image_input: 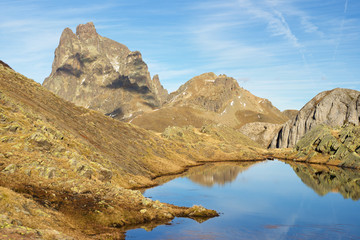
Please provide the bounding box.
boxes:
[43,22,168,121]
[270,88,360,148]
[131,72,289,133]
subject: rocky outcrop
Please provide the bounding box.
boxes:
[43,22,168,120]
[151,74,168,104]
[294,124,360,168]
[132,73,289,132]
[239,122,282,147]
[270,88,360,148]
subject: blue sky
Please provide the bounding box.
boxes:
[1,0,359,110]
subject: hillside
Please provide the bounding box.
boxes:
[131,72,289,134]
[0,62,267,239]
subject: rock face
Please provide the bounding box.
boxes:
[239,122,283,147]
[131,72,289,132]
[43,22,168,120]
[270,88,360,148]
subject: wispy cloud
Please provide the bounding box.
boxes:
[242,1,301,47]
[344,0,349,13]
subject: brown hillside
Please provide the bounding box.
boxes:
[0,62,266,239]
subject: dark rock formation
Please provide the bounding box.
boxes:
[270,88,360,148]
[43,22,168,120]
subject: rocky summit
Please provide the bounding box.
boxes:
[131,72,289,134]
[43,22,168,121]
[270,88,360,148]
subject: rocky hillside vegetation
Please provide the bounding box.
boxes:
[270,88,360,148]
[293,124,360,168]
[0,62,270,239]
[43,22,167,121]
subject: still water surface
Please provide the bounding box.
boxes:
[126,160,360,239]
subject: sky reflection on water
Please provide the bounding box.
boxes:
[126,160,360,239]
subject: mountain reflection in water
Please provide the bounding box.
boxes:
[185,162,257,187]
[288,162,360,200]
[183,161,360,200]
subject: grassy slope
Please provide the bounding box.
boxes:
[0,64,266,239]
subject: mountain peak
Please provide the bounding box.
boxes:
[43,22,168,121]
[76,22,97,39]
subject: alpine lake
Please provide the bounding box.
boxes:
[126,160,360,239]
